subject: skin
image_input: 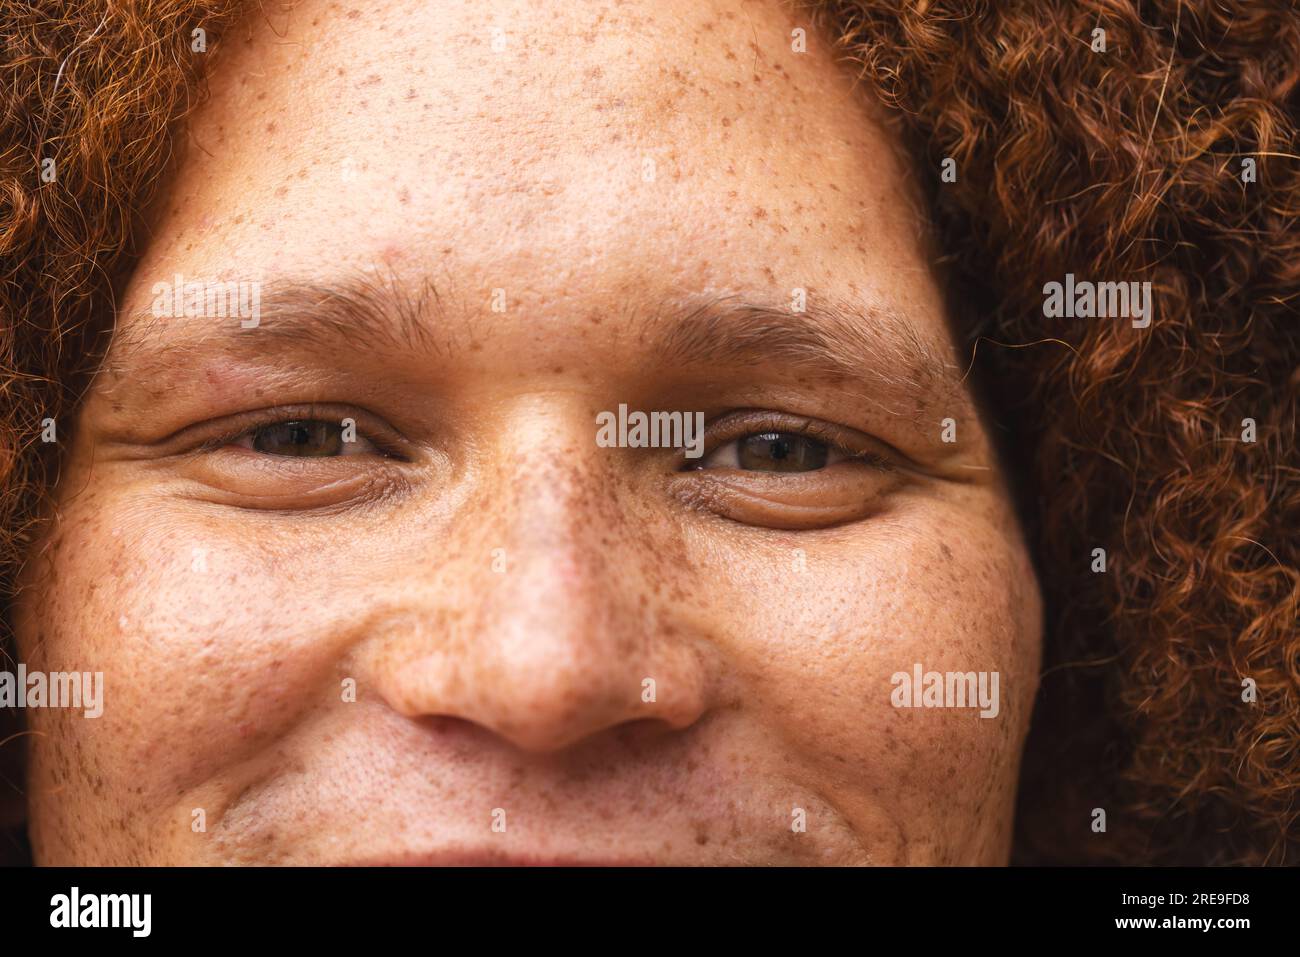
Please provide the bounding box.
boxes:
[14,0,1042,865]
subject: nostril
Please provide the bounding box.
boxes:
[608,716,694,755]
[408,714,500,753]
[419,714,477,736]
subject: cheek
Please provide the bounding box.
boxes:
[15,489,342,859]
[700,499,1041,863]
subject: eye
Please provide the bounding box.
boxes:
[688,413,893,474]
[701,431,833,472]
[228,418,385,458]
[164,405,415,511]
[670,412,903,530]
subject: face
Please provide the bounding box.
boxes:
[15,0,1041,865]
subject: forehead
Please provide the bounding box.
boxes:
[122,0,943,350]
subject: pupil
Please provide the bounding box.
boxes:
[739,432,828,472]
[253,420,342,457]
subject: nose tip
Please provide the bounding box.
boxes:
[379,645,709,755]
[455,665,706,754]
[367,613,710,757]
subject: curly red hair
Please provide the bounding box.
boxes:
[1,0,1297,864]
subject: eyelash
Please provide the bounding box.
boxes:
[189,405,406,459]
[694,411,898,471]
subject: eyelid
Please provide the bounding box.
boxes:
[691,409,900,470]
[165,404,411,460]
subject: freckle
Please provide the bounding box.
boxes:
[721,117,731,127]
[265,121,276,133]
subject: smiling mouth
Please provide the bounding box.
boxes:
[344,850,668,867]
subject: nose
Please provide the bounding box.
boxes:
[363,411,711,755]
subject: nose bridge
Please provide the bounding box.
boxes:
[486,402,623,617]
[497,395,607,526]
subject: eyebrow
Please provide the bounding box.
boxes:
[109,273,446,368]
[107,274,969,417]
[653,294,964,410]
